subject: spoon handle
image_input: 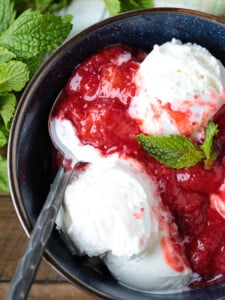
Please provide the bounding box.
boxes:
[5,165,73,300]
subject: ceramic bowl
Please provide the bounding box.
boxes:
[8,8,225,300]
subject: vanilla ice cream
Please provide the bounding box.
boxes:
[55,125,192,291]
[56,155,160,257]
[105,242,191,293]
[52,38,225,293]
[55,119,192,291]
[129,38,225,138]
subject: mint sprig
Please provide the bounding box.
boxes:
[0,0,15,34]
[0,10,73,59]
[136,121,219,169]
[0,0,72,192]
[104,0,153,15]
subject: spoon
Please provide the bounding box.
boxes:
[5,94,78,300]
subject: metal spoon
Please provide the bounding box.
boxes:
[5,94,78,300]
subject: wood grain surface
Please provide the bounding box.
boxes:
[0,195,96,300]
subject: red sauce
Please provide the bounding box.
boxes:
[54,45,225,288]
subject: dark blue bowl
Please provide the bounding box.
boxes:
[8,8,225,300]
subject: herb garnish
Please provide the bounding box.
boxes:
[0,0,72,191]
[136,121,219,169]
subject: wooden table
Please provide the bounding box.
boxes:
[0,194,96,300]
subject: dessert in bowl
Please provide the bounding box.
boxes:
[8,8,225,300]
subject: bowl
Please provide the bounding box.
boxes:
[8,7,225,300]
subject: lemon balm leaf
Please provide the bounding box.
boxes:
[0,60,29,92]
[0,0,15,34]
[136,134,204,169]
[0,10,73,59]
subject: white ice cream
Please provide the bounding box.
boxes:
[55,119,192,291]
[56,155,160,257]
[54,39,225,293]
[129,38,225,138]
[105,243,191,293]
[55,137,192,293]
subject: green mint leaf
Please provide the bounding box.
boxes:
[0,0,15,34]
[23,56,42,78]
[35,0,72,13]
[0,46,16,64]
[0,92,17,132]
[120,0,153,12]
[0,155,9,192]
[104,0,121,15]
[0,125,8,147]
[200,120,219,169]
[104,0,153,15]
[0,10,73,59]
[0,60,29,92]
[136,134,204,169]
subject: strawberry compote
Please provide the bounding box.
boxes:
[54,45,225,288]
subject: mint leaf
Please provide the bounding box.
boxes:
[120,0,153,11]
[136,134,204,169]
[0,93,17,132]
[200,120,219,169]
[0,0,15,34]
[0,155,9,192]
[0,60,29,92]
[0,93,17,148]
[35,0,72,13]
[0,127,8,148]
[104,0,121,15]
[104,0,153,15]
[0,10,73,59]
[0,46,16,64]
[23,56,42,78]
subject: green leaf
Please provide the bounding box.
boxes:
[200,120,219,169]
[0,93,17,132]
[35,0,52,11]
[0,126,8,147]
[104,0,121,15]
[0,60,29,92]
[104,0,153,15]
[23,56,42,78]
[47,0,72,12]
[120,0,153,12]
[0,46,16,64]
[136,134,204,169]
[0,10,73,59]
[35,0,72,13]
[0,155,9,192]
[0,0,15,34]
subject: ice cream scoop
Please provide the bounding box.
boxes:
[129,38,225,139]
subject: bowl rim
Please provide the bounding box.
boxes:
[7,7,225,299]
